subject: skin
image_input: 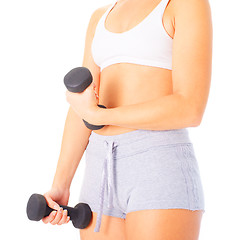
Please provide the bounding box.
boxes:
[66,0,212,134]
[45,0,212,239]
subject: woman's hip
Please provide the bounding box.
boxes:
[83,128,204,194]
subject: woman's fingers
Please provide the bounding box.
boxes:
[41,192,62,224]
[42,211,57,224]
[57,209,68,225]
[42,209,70,225]
[41,189,71,226]
[50,207,63,225]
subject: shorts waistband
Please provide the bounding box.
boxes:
[89,128,191,146]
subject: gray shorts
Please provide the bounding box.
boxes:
[79,128,205,232]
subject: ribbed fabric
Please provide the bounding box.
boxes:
[91,0,173,72]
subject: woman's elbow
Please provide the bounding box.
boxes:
[190,108,204,127]
[182,96,204,127]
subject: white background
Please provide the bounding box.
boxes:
[0,0,241,239]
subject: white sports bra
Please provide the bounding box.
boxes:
[91,0,173,72]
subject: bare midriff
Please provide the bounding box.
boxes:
[93,63,173,136]
[93,0,174,136]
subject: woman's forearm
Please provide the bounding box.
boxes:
[52,106,91,190]
[96,93,201,130]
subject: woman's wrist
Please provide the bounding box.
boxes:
[51,172,72,191]
[50,184,70,194]
[51,181,70,192]
[87,104,108,126]
[94,106,109,126]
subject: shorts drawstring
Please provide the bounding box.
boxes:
[94,140,118,232]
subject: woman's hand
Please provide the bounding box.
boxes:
[42,187,70,226]
[65,83,100,124]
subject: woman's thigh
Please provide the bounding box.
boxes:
[124,209,204,240]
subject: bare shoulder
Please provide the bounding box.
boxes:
[89,3,112,27]
[172,0,212,19]
[164,0,212,37]
[170,0,213,45]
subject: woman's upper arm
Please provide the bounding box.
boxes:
[82,4,111,96]
[171,0,213,122]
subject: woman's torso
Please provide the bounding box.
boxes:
[93,0,175,136]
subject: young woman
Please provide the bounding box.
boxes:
[42,0,212,239]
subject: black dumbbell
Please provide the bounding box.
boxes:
[26,193,92,229]
[64,67,106,130]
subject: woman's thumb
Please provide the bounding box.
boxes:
[44,193,60,211]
